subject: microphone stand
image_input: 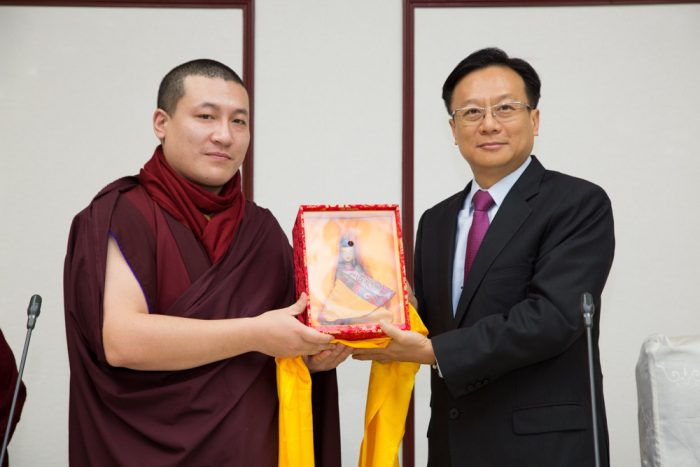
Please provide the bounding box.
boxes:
[0,295,42,466]
[581,292,601,467]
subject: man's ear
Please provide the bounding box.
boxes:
[449,117,458,144]
[531,108,540,137]
[153,109,169,141]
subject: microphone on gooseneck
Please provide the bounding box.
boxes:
[581,292,601,467]
[0,294,43,466]
[581,292,594,326]
[27,295,41,330]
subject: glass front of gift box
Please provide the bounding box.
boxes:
[293,205,410,339]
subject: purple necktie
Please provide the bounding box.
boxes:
[464,190,495,278]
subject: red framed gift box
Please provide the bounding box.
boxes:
[293,204,411,340]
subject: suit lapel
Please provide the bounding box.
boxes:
[453,157,545,326]
[435,184,470,333]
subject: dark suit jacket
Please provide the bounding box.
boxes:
[415,157,614,467]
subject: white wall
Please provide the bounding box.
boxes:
[254,1,404,464]
[1,2,699,466]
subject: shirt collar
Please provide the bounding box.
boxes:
[465,156,532,211]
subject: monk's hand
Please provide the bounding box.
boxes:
[352,320,435,365]
[303,344,353,373]
[253,293,334,358]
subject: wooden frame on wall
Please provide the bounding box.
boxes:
[0,0,256,199]
[401,0,699,279]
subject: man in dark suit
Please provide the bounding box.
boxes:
[353,48,614,466]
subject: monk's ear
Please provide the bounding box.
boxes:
[153,109,169,141]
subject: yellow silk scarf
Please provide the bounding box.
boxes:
[276,305,427,467]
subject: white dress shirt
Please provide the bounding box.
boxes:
[450,156,532,314]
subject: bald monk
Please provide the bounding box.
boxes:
[64,59,350,466]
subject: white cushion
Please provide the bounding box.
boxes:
[636,334,700,466]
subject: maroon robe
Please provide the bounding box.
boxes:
[64,176,340,466]
[1,330,26,467]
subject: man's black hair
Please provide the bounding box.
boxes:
[157,59,244,114]
[442,47,541,113]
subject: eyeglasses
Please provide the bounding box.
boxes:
[451,101,532,126]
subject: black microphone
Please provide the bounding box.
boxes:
[27,295,41,330]
[581,292,601,467]
[0,295,43,466]
[581,292,594,326]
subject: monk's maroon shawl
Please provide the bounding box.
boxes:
[139,146,246,263]
[64,177,340,466]
[1,329,26,467]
